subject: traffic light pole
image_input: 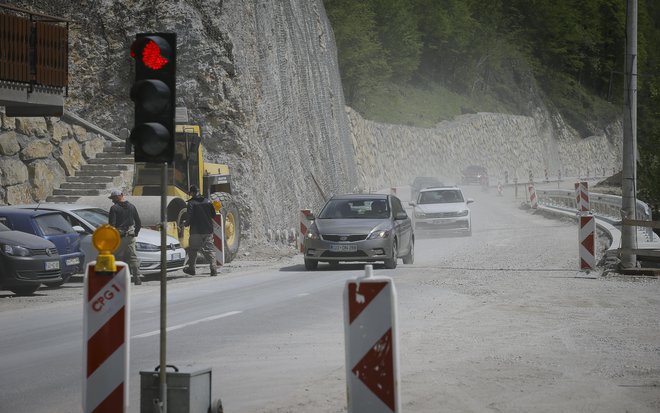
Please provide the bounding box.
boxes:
[159,161,168,412]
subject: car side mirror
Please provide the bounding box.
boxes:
[73,225,86,234]
[408,201,417,207]
[307,213,315,220]
[466,199,474,204]
[395,211,408,220]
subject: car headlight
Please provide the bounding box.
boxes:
[457,209,469,217]
[136,242,160,252]
[305,223,320,240]
[367,229,391,240]
[414,211,426,219]
[2,244,31,257]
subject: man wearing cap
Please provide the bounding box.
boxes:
[108,189,143,284]
[183,185,218,277]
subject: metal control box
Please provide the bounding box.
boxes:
[140,366,212,413]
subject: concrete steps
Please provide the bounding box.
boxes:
[46,140,133,203]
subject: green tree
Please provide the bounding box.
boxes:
[369,0,422,82]
[324,0,391,106]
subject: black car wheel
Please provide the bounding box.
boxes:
[384,240,398,269]
[9,285,39,296]
[304,258,318,271]
[402,239,414,264]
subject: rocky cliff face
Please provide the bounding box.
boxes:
[0,0,622,245]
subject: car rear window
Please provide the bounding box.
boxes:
[34,213,77,235]
[74,208,109,228]
[419,190,464,204]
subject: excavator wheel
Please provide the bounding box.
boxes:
[213,192,241,263]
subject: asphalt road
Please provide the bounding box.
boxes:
[1,186,659,413]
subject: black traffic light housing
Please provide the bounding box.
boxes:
[129,33,176,163]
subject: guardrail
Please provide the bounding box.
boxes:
[534,188,659,259]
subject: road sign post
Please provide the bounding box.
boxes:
[83,262,130,413]
[344,265,400,413]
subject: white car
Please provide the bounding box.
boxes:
[17,204,186,274]
[409,186,473,236]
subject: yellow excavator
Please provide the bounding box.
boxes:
[128,124,241,262]
[76,124,241,262]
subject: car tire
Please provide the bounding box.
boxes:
[9,285,39,296]
[304,258,318,271]
[402,239,414,264]
[384,240,398,269]
[43,274,70,288]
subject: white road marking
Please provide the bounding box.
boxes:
[132,310,242,339]
[296,292,310,297]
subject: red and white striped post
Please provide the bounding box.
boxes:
[528,185,538,209]
[212,214,225,266]
[298,209,313,253]
[574,181,590,212]
[83,262,130,413]
[344,265,400,413]
[575,181,596,270]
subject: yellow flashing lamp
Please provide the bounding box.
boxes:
[92,224,121,273]
[212,199,222,213]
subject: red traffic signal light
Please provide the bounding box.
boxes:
[129,33,176,163]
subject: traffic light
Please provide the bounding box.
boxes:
[129,33,176,163]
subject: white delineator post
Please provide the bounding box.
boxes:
[575,181,596,270]
[344,265,400,413]
[212,213,225,266]
[528,185,538,209]
[298,209,313,253]
[83,262,130,413]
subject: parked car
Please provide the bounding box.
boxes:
[411,176,444,201]
[409,186,474,236]
[16,204,186,275]
[461,165,488,185]
[0,207,84,286]
[303,194,414,270]
[0,222,63,295]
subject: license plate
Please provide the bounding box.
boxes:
[66,257,80,266]
[330,244,357,252]
[434,219,453,224]
[170,252,182,260]
[45,261,60,270]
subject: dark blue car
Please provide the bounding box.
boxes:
[0,207,84,286]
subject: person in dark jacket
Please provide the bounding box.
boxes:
[183,186,218,276]
[108,189,143,284]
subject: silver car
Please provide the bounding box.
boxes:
[16,204,186,275]
[303,194,414,270]
[409,186,473,236]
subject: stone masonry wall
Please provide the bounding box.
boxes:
[348,108,622,190]
[0,110,105,205]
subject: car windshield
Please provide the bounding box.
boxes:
[318,199,389,219]
[418,190,464,204]
[35,213,76,235]
[74,208,109,228]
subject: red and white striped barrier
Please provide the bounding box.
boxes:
[83,262,130,413]
[528,185,538,209]
[574,181,590,212]
[344,266,400,413]
[212,214,225,266]
[579,215,596,270]
[298,209,313,253]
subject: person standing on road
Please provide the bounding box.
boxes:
[183,185,218,277]
[108,189,143,285]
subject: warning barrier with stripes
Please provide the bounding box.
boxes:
[83,262,130,413]
[579,214,596,270]
[344,267,400,413]
[528,185,538,209]
[298,209,313,253]
[574,181,590,212]
[212,214,225,266]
